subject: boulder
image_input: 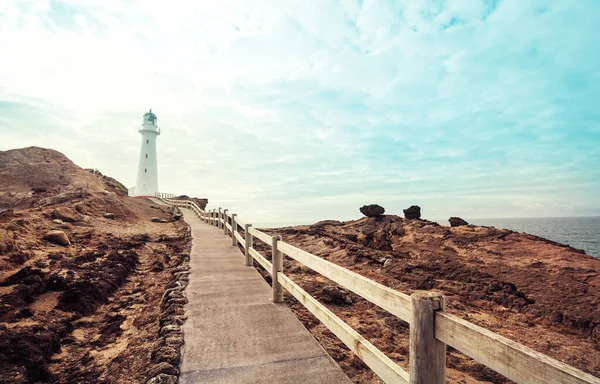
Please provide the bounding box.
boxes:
[319,285,353,306]
[449,217,469,227]
[359,204,385,218]
[106,205,126,217]
[43,230,71,246]
[52,207,78,222]
[403,205,421,219]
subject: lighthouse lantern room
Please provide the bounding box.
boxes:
[130,109,161,197]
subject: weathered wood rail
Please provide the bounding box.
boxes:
[156,193,600,384]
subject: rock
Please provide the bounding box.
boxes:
[103,213,116,219]
[0,209,15,218]
[359,204,385,218]
[151,217,168,223]
[159,324,181,337]
[74,203,88,214]
[164,334,184,347]
[146,362,179,379]
[146,373,178,384]
[403,205,421,220]
[43,230,71,246]
[60,222,73,230]
[52,219,63,224]
[311,220,342,227]
[153,346,180,365]
[52,207,78,222]
[319,285,353,306]
[151,261,164,272]
[106,205,126,217]
[36,189,85,206]
[449,217,469,227]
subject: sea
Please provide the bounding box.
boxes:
[459,216,600,259]
[258,216,600,259]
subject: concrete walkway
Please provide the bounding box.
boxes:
[179,208,351,384]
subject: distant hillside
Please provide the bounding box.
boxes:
[0,147,119,209]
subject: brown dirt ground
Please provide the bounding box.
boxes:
[241,216,600,383]
[0,147,196,384]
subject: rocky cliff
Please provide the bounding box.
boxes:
[0,147,192,383]
[258,216,600,383]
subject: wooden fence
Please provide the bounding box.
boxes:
[155,193,600,384]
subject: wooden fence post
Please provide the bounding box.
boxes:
[409,291,446,384]
[244,224,253,266]
[271,235,283,303]
[223,209,229,235]
[212,210,216,226]
[231,214,237,246]
[218,208,222,229]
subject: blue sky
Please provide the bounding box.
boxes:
[0,0,599,224]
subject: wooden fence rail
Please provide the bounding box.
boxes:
[156,193,600,384]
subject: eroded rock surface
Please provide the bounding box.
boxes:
[256,215,600,383]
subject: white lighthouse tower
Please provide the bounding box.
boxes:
[131,109,160,197]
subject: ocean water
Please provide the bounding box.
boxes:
[446,217,600,259]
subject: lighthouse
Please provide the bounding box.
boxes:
[131,109,160,197]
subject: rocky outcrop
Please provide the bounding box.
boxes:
[263,215,600,382]
[43,231,71,246]
[52,207,78,222]
[359,204,385,218]
[403,205,421,219]
[449,217,469,227]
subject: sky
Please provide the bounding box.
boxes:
[0,0,599,225]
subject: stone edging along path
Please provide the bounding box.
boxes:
[145,223,192,384]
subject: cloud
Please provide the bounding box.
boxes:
[1,0,599,223]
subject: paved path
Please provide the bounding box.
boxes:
[178,208,351,384]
